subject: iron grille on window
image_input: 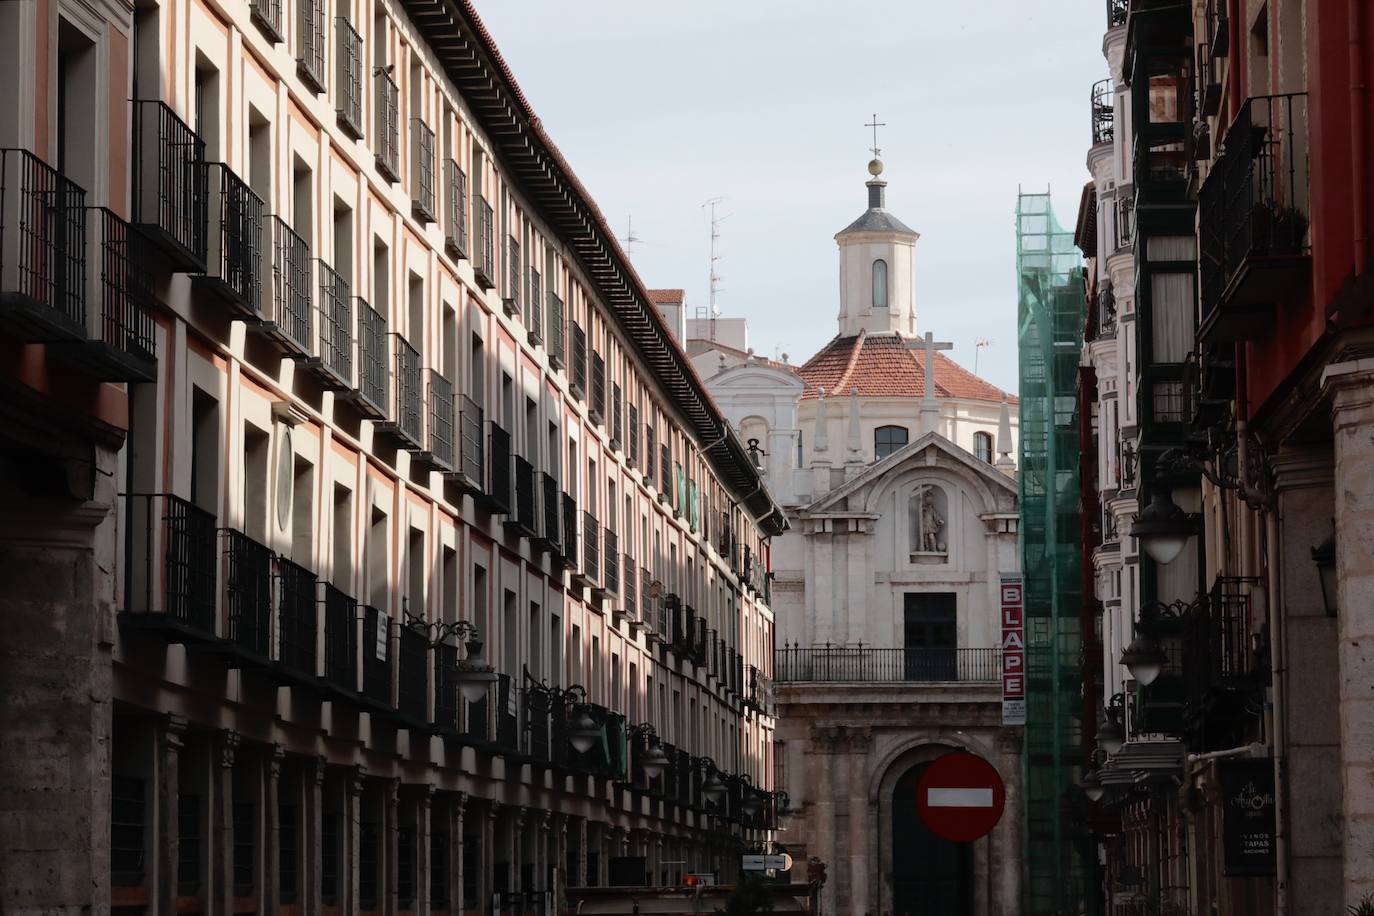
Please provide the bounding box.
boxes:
[122,494,217,630]
[336,18,363,137]
[251,0,283,42]
[374,70,400,182]
[488,421,513,514]
[88,207,158,367]
[624,563,637,618]
[279,802,298,902]
[269,216,312,354]
[1115,195,1134,251]
[504,237,521,317]
[547,291,565,367]
[582,511,600,586]
[232,802,255,896]
[276,558,317,676]
[0,148,87,332]
[204,162,264,315]
[627,403,639,467]
[411,120,436,222]
[111,775,146,886]
[645,424,655,487]
[398,623,428,722]
[1091,78,1114,145]
[603,529,620,596]
[611,384,623,449]
[177,794,201,894]
[429,371,454,468]
[526,267,542,344]
[323,582,357,691]
[457,394,484,491]
[321,813,339,904]
[570,321,588,396]
[540,471,561,549]
[392,334,423,445]
[474,197,495,287]
[357,297,387,415]
[590,352,606,421]
[444,159,467,257]
[296,0,326,91]
[131,99,208,270]
[361,605,392,706]
[224,528,272,656]
[317,260,352,385]
[561,493,578,569]
[511,455,537,534]
[660,445,672,507]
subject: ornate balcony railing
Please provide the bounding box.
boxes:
[1091,78,1115,145]
[85,207,157,378]
[390,334,423,447]
[296,0,326,91]
[774,645,1002,683]
[428,371,454,469]
[121,494,218,636]
[322,582,358,692]
[335,17,363,137]
[314,260,352,387]
[374,71,400,182]
[276,558,318,677]
[454,394,484,493]
[202,163,263,315]
[223,528,273,657]
[131,99,208,270]
[267,216,311,355]
[1107,0,1127,27]
[443,159,467,258]
[0,147,86,338]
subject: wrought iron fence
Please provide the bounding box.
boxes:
[277,558,317,676]
[774,645,1002,683]
[1114,195,1134,252]
[322,582,357,692]
[250,0,283,41]
[296,0,326,91]
[443,158,466,256]
[1107,0,1127,27]
[590,352,606,420]
[88,208,157,363]
[269,216,311,353]
[546,291,565,367]
[335,18,363,137]
[1092,78,1115,145]
[392,333,423,445]
[411,120,436,222]
[511,455,537,534]
[475,197,494,285]
[204,162,263,313]
[539,471,560,549]
[489,421,513,513]
[374,70,400,181]
[123,493,217,632]
[317,260,351,383]
[361,605,393,706]
[357,298,387,413]
[434,643,458,730]
[570,321,587,395]
[223,528,273,656]
[457,394,484,489]
[582,511,600,586]
[429,371,454,468]
[397,622,429,722]
[561,493,578,569]
[131,99,207,267]
[603,529,620,596]
[0,147,86,329]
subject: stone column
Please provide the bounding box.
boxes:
[575,818,589,889]
[303,757,325,916]
[1271,446,1342,910]
[847,731,870,916]
[384,778,400,916]
[1321,359,1374,907]
[450,792,468,915]
[553,814,569,912]
[212,730,239,916]
[264,745,283,916]
[157,715,187,916]
[810,728,836,916]
[418,786,435,916]
[344,766,367,916]
[483,801,500,912]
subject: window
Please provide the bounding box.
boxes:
[874,424,908,461]
[872,259,888,309]
[902,592,957,680]
[973,431,993,463]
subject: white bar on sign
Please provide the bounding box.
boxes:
[928,787,994,808]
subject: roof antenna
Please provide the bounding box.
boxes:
[702,197,727,322]
[974,337,991,376]
[620,214,642,260]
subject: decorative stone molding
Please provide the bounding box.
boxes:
[216,729,240,769]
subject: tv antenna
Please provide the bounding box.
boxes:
[702,197,728,316]
[620,214,642,260]
[973,337,992,376]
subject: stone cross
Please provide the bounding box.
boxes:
[909,331,954,405]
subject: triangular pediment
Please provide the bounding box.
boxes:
[805,430,1016,514]
[707,363,805,392]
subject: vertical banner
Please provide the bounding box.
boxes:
[1220,759,1277,876]
[1001,576,1026,725]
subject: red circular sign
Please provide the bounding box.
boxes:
[916,752,1006,842]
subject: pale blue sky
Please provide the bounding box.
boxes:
[475,1,1105,393]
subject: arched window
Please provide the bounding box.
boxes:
[872,259,889,309]
[874,424,908,461]
[973,431,993,463]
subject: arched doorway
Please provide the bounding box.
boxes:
[891,762,974,916]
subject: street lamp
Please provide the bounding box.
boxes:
[1120,633,1168,687]
[701,763,727,807]
[409,617,496,703]
[1098,692,1126,754]
[1130,471,1193,565]
[568,704,601,754]
[1081,769,1105,803]
[628,724,669,781]
[1312,532,1337,617]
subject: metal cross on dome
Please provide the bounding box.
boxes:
[865,113,886,159]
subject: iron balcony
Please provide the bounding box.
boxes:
[0,148,88,342]
[131,99,208,271]
[198,163,264,317]
[774,645,1003,684]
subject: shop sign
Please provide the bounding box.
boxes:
[1001,576,1026,726]
[1220,758,1277,876]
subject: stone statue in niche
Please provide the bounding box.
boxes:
[909,484,948,560]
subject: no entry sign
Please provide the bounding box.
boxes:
[916,752,1006,843]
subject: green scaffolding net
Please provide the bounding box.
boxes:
[1016,190,1089,916]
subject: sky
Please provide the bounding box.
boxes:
[475,1,1107,394]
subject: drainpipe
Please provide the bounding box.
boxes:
[1267,507,1289,916]
[1352,0,1369,276]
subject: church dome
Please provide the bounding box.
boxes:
[796,331,1015,403]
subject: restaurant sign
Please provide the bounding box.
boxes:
[1220,758,1276,876]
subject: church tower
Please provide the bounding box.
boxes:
[834,157,919,337]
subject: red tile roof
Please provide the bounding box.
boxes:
[648,288,685,305]
[796,331,1016,404]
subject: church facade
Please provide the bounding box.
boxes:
[682,159,1026,915]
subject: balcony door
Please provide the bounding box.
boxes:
[903,592,956,681]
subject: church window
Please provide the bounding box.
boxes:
[874,424,908,460]
[973,431,993,463]
[872,259,888,308]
